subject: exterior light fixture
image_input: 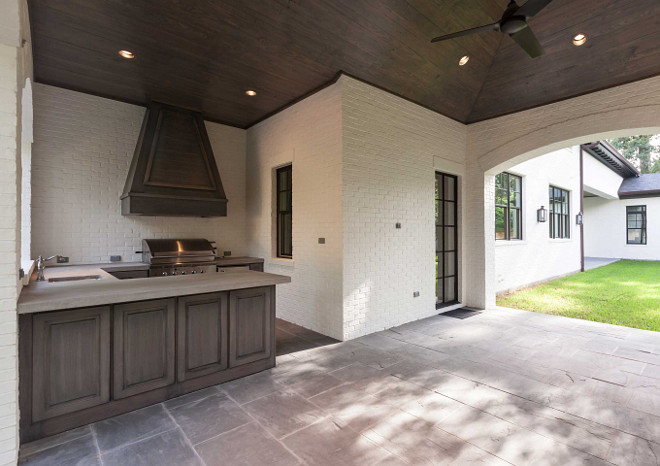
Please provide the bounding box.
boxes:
[576,212,583,225]
[118,50,135,59]
[245,90,257,96]
[458,55,469,66]
[537,206,547,223]
[572,34,586,46]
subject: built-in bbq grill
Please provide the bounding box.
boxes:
[141,238,217,277]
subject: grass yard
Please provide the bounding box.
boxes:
[497,260,660,332]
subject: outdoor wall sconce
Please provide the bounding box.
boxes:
[537,206,547,223]
[576,212,583,225]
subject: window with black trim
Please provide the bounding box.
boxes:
[495,172,522,240]
[627,205,647,245]
[276,165,292,258]
[549,186,570,239]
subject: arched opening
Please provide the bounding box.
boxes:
[482,125,660,331]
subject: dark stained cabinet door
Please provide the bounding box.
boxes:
[32,307,110,421]
[229,287,272,367]
[113,299,176,399]
[177,292,228,382]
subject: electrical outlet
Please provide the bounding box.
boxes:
[223,251,231,257]
[413,291,420,297]
[318,238,325,244]
[396,222,401,229]
[110,255,122,262]
[57,256,69,263]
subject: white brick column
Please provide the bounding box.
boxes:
[0,42,20,466]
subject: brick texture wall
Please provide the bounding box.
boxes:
[0,42,19,466]
[246,83,344,340]
[341,76,467,339]
[31,84,248,264]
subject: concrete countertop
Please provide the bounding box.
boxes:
[18,262,290,314]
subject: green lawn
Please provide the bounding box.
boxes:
[497,260,660,332]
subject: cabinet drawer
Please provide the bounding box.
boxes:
[32,307,110,421]
[113,299,176,399]
[177,292,228,382]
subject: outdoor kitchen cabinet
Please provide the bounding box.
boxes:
[20,286,276,442]
[229,287,272,367]
[177,292,228,382]
[30,306,111,422]
[113,298,176,399]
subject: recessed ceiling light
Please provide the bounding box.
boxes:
[245,90,257,96]
[118,50,135,59]
[572,34,587,46]
[458,55,469,66]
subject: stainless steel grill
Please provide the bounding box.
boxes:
[141,238,217,277]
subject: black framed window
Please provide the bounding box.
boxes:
[495,172,522,241]
[276,165,292,258]
[549,186,570,239]
[436,172,458,307]
[627,205,647,245]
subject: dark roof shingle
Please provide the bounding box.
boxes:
[619,173,660,198]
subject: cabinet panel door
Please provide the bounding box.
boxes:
[177,292,228,382]
[32,307,110,421]
[229,287,272,367]
[113,299,175,399]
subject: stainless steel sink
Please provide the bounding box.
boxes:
[48,275,102,283]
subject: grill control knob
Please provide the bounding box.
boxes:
[191,270,197,274]
[161,272,168,276]
[172,271,178,276]
[200,269,205,274]
[181,271,187,275]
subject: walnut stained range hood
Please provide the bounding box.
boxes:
[121,102,228,217]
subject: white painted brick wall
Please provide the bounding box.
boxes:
[246,83,344,340]
[0,42,19,466]
[494,147,581,294]
[584,196,660,261]
[31,84,248,264]
[341,76,467,340]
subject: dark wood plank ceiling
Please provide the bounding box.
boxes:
[28,0,660,128]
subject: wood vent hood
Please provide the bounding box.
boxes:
[121,102,228,217]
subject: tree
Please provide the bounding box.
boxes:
[608,135,660,174]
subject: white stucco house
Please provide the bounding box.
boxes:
[495,140,660,294]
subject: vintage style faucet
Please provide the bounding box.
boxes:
[35,255,61,282]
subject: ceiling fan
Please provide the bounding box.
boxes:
[431,0,553,58]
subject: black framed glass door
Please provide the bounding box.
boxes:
[435,172,458,307]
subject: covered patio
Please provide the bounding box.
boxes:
[21,309,660,465]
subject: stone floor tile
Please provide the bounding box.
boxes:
[163,385,221,410]
[607,431,660,465]
[243,391,327,439]
[19,435,100,466]
[101,428,201,466]
[195,422,300,466]
[219,370,284,405]
[93,404,175,453]
[282,418,393,465]
[19,425,92,459]
[274,369,344,398]
[168,393,251,444]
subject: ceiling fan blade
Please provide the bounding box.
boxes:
[515,0,554,18]
[509,24,544,58]
[431,23,499,43]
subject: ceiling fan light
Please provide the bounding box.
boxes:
[458,55,469,66]
[572,34,586,46]
[118,50,135,59]
[245,90,257,96]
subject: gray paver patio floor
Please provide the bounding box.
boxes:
[20,308,660,465]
